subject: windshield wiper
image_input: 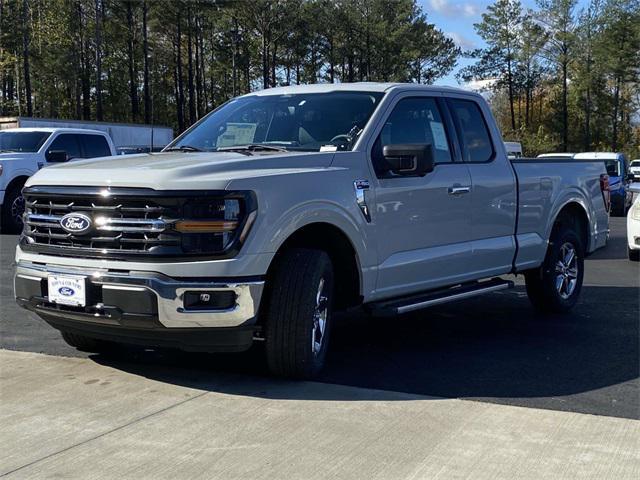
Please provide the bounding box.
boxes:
[217,144,289,153]
[164,145,204,152]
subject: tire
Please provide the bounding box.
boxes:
[525,218,585,313]
[263,248,334,379]
[1,182,26,234]
[61,331,112,353]
[629,248,640,262]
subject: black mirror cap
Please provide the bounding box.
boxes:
[381,144,435,176]
[46,150,69,163]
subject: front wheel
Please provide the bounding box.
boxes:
[263,248,334,379]
[1,183,26,234]
[525,220,585,313]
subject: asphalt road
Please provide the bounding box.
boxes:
[1,218,638,420]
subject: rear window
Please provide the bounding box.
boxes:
[81,135,112,158]
[0,131,51,153]
[449,99,494,163]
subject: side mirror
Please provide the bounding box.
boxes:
[46,150,69,163]
[381,144,434,176]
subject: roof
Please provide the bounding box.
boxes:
[246,82,481,98]
[0,116,172,130]
[0,127,108,135]
[537,153,575,158]
[573,152,624,160]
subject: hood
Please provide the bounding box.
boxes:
[26,150,336,191]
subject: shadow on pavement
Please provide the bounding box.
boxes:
[92,285,639,419]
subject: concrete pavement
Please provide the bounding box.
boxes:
[1,350,639,479]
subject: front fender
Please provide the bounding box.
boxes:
[228,166,377,295]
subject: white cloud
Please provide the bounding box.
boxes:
[446,32,476,51]
[429,0,481,18]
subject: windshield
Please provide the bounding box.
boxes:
[168,91,385,152]
[630,160,640,167]
[0,131,51,153]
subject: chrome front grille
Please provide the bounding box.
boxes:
[22,188,181,255]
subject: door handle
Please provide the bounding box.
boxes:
[448,186,471,195]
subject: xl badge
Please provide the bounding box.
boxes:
[59,213,92,234]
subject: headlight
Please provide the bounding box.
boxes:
[174,193,257,255]
[632,203,640,221]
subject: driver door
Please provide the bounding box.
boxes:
[369,95,474,299]
[44,134,82,165]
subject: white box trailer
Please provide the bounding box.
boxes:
[0,117,173,149]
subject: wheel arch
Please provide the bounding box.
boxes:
[550,200,590,253]
[264,222,363,311]
[4,174,30,196]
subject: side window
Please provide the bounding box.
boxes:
[449,99,494,163]
[47,134,82,160]
[372,97,452,172]
[81,135,111,158]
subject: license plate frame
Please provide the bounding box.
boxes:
[47,275,87,307]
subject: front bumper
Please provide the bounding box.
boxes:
[15,260,264,334]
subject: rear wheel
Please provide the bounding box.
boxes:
[629,247,640,262]
[1,183,26,234]
[263,248,334,379]
[525,218,585,313]
[61,331,113,353]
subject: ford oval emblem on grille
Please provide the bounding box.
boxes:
[59,213,92,234]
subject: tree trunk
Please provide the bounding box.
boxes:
[142,0,151,124]
[262,32,269,89]
[176,11,185,132]
[271,41,277,87]
[126,1,138,122]
[22,0,32,116]
[94,0,103,121]
[612,76,620,151]
[561,60,568,151]
[77,3,91,120]
[507,56,516,131]
[187,8,195,124]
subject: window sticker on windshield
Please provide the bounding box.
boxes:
[320,145,338,152]
[216,123,257,147]
[430,122,449,151]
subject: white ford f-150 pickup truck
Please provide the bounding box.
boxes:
[14,83,610,378]
[0,128,116,233]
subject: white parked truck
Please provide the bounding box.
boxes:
[0,128,116,232]
[14,83,610,379]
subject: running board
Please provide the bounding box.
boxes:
[368,278,514,317]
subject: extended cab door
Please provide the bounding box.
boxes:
[447,96,517,277]
[368,94,474,299]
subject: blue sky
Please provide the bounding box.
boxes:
[421,0,590,87]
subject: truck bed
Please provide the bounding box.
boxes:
[510,157,609,271]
